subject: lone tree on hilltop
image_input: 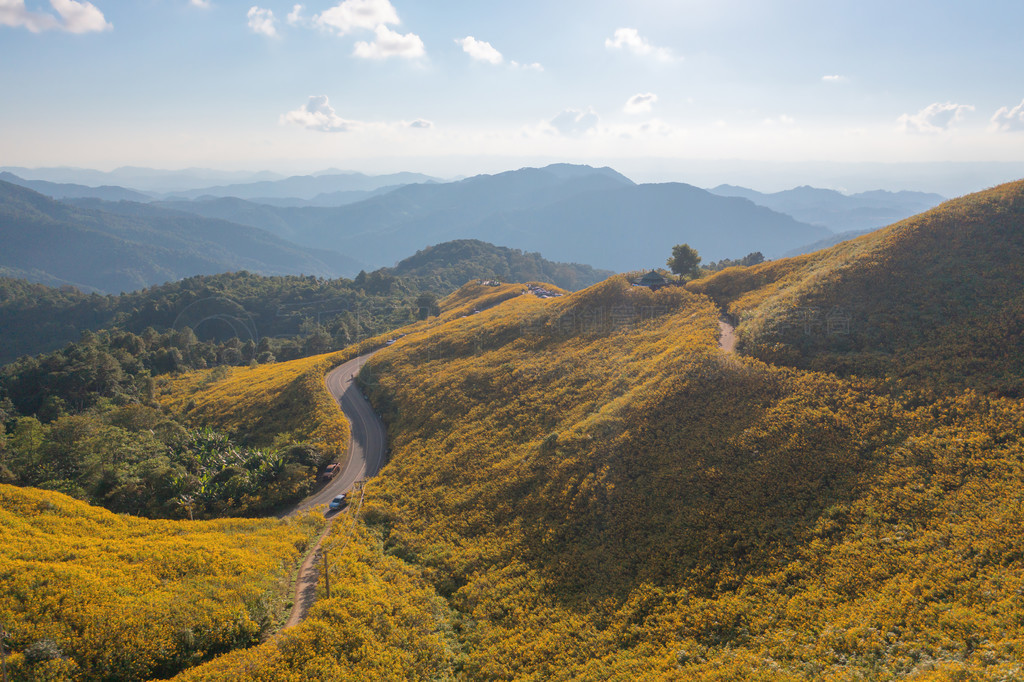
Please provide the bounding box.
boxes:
[667,243,702,280]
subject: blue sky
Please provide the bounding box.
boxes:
[3,0,1024,190]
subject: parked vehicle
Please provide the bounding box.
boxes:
[321,463,340,482]
[329,494,347,510]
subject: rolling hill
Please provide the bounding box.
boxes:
[387,239,612,291]
[690,178,1024,395]
[161,255,1024,678]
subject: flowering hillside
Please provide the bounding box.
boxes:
[0,484,322,680]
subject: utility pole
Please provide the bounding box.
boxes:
[1,621,10,682]
[323,549,330,600]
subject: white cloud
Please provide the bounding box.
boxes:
[286,3,304,25]
[0,0,110,33]
[190,0,210,8]
[282,95,356,132]
[763,114,796,126]
[314,0,397,35]
[604,28,674,62]
[624,92,657,114]
[353,24,424,59]
[991,99,1024,133]
[548,108,599,136]
[510,60,543,71]
[898,102,974,134]
[821,74,847,83]
[456,36,502,65]
[247,6,277,37]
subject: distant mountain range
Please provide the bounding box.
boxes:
[1,162,959,283]
[0,166,286,193]
[0,180,358,293]
[157,164,833,271]
[0,171,153,203]
[160,170,439,202]
[708,184,945,233]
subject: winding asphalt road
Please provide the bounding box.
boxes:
[290,351,387,516]
[282,351,387,630]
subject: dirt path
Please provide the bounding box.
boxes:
[280,350,387,631]
[718,318,738,353]
[283,523,333,630]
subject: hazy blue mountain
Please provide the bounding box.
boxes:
[0,166,285,193]
[249,185,405,208]
[155,164,826,271]
[708,184,945,233]
[0,171,153,202]
[0,180,360,293]
[162,170,440,201]
[462,181,831,271]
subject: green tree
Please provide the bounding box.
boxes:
[416,292,440,320]
[667,243,702,280]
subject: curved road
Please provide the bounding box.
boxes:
[290,351,387,516]
[282,351,387,630]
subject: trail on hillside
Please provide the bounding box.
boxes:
[718,318,738,352]
[281,351,387,630]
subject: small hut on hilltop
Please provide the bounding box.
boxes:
[634,270,669,291]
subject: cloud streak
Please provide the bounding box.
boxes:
[0,0,111,33]
[283,96,433,133]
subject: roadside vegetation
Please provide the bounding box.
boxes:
[170,519,461,681]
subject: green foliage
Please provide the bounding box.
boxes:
[702,250,765,273]
[0,405,319,519]
[0,270,421,366]
[391,239,612,293]
[667,243,702,279]
[0,240,610,366]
